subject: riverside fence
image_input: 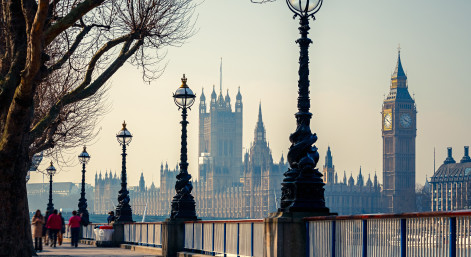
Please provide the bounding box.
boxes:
[62,211,471,257]
[306,210,471,257]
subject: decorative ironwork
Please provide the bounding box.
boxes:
[78,146,90,226]
[46,162,56,214]
[171,75,197,220]
[279,0,329,213]
[115,122,134,222]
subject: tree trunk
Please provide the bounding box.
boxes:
[0,147,33,257]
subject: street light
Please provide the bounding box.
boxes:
[115,121,133,222]
[46,161,57,214]
[170,74,197,220]
[78,146,90,225]
[279,0,330,213]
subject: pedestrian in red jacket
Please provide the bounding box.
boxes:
[46,209,62,247]
[68,211,82,248]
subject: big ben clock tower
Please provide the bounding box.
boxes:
[382,49,417,213]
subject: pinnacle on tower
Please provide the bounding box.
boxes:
[324,146,333,169]
[200,88,206,101]
[225,89,231,102]
[254,102,266,143]
[211,85,217,99]
[392,48,407,79]
[236,86,242,100]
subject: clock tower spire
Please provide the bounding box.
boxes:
[382,49,417,213]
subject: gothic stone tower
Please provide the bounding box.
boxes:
[382,50,417,213]
[198,81,243,192]
[323,146,335,185]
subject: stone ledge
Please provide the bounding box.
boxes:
[120,243,163,255]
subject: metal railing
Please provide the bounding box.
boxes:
[184,219,264,256]
[61,223,107,239]
[305,211,471,257]
[123,222,163,247]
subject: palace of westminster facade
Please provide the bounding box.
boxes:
[95,53,420,218]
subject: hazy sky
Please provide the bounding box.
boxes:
[30,0,471,189]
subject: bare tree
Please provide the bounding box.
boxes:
[0,0,196,255]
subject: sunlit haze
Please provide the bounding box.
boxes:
[29,0,471,189]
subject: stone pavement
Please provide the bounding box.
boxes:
[36,244,161,257]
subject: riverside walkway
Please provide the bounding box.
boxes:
[37,244,161,257]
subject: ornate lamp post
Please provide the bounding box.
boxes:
[115,121,133,222]
[170,74,197,220]
[279,0,330,213]
[46,162,57,214]
[78,146,90,225]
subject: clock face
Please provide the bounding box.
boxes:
[384,113,392,130]
[400,113,412,128]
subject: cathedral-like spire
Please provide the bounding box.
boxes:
[200,88,207,114]
[324,146,333,169]
[392,48,407,80]
[254,102,266,143]
[357,166,364,187]
[343,171,347,184]
[225,89,231,102]
[225,89,231,110]
[200,88,206,101]
[211,85,217,101]
[366,174,373,187]
[236,86,242,100]
[387,48,413,101]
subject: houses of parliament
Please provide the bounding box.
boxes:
[94,53,418,218]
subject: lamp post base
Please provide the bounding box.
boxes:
[115,204,133,223]
[170,195,197,220]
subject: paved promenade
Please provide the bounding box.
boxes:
[37,244,160,257]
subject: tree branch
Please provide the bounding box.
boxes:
[30,38,143,140]
[44,0,105,46]
[46,26,93,74]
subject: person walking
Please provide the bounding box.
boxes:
[31,210,44,252]
[58,212,65,246]
[46,209,62,247]
[68,210,82,248]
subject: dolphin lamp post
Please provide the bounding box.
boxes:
[170,74,197,220]
[279,0,330,213]
[46,162,57,214]
[115,121,134,222]
[78,146,91,225]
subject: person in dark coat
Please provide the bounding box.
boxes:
[58,212,65,245]
[42,210,49,246]
[107,211,115,224]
